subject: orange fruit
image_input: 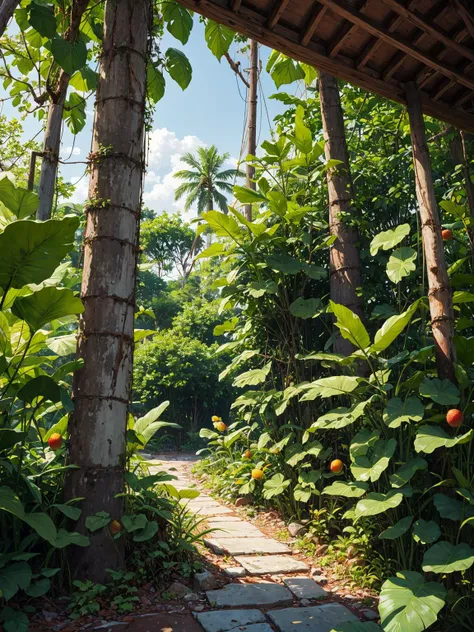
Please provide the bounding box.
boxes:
[441,229,453,241]
[215,421,227,432]
[446,409,463,428]
[244,450,252,459]
[48,433,62,451]
[330,459,344,474]
[110,520,121,535]
[251,469,264,480]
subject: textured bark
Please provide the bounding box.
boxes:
[244,40,258,221]
[406,83,456,382]
[66,0,150,581]
[0,0,19,37]
[319,71,363,356]
[36,0,90,220]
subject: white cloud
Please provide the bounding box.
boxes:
[68,174,89,204]
[62,146,81,157]
[147,127,203,171]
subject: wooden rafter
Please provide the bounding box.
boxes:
[301,4,327,46]
[231,0,242,12]
[453,0,474,40]
[381,0,474,63]
[417,27,469,91]
[328,0,372,59]
[267,0,291,30]
[315,0,474,92]
[356,0,421,69]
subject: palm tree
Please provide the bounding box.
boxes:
[174,145,243,214]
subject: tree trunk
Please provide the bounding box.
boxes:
[36,90,66,220]
[36,0,90,221]
[66,0,150,581]
[318,71,364,356]
[244,40,258,221]
[0,0,19,37]
[406,82,456,382]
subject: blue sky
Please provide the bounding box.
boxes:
[4,20,298,217]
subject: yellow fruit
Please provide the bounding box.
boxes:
[252,469,264,480]
[211,415,220,422]
[244,450,252,459]
[215,421,227,432]
[330,459,344,474]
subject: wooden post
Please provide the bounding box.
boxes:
[406,82,456,382]
[245,39,258,221]
[318,71,364,356]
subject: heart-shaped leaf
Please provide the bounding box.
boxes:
[422,541,474,574]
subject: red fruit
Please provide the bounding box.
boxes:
[442,229,453,241]
[330,459,344,474]
[215,421,227,432]
[446,409,463,428]
[110,520,122,535]
[48,433,62,451]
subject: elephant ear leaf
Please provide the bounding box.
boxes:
[379,571,446,632]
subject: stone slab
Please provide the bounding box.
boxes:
[268,604,358,632]
[206,537,291,556]
[206,521,265,538]
[283,577,328,600]
[206,516,243,522]
[235,556,308,575]
[189,505,234,516]
[194,609,266,632]
[206,582,293,608]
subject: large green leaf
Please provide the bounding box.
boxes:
[233,186,267,204]
[269,54,305,88]
[351,438,397,483]
[0,561,32,601]
[133,520,158,542]
[379,516,413,540]
[289,297,323,319]
[265,254,302,274]
[18,375,61,404]
[330,301,370,350]
[414,425,473,454]
[29,1,56,38]
[46,333,77,356]
[85,511,111,532]
[263,473,290,499]
[12,287,83,331]
[322,481,368,498]
[370,224,410,256]
[379,571,446,632]
[0,216,79,290]
[293,105,312,154]
[419,377,460,405]
[234,362,271,388]
[412,519,441,545]
[383,397,424,428]
[69,66,98,92]
[422,541,474,574]
[309,401,368,431]
[162,1,193,44]
[354,491,403,519]
[433,493,469,521]
[147,63,166,103]
[0,177,38,218]
[64,92,86,135]
[51,39,87,74]
[204,20,235,60]
[202,211,243,241]
[301,375,360,401]
[370,303,418,353]
[389,457,427,488]
[386,247,417,284]
[165,48,192,89]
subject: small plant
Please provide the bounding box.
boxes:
[69,581,107,619]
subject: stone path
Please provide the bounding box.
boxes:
[147,453,380,632]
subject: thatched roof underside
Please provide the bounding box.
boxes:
[177,0,474,132]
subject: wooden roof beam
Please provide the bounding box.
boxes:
[418,26,469,90]
[328,0,372,59]
[315,0,474,92]
[267,0,291,30]
[231,0,243,12]
[356,0,421,69]
[453,0,474,40]
[381,0,474,63]
[301,4,327,46]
